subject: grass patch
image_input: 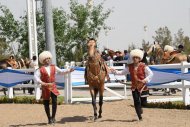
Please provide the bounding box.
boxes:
[0,96,64,105]
[145,101,190,110]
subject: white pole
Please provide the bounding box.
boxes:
[68,61,75,103]
[64,63,70,104]
[8,87,14,99]
[181,61,190,105]
[68,72,72,103]
[26,0,38,61]
[43,0,57,65]
[27,0,32,59]
[144,25,148,42]
[87,0,93,9]
[35,84,41,100]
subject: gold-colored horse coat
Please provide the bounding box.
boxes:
[85,51,108,86]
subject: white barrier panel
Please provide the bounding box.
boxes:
[0,61,190,105]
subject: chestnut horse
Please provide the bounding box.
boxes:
[147,43,187,64]
[0,58,31,95]
[85,41,108,121]
[147,43,163,64]
[104,48,115,59]
[0,58,18,69]
[147,44,188,94]
[162,51,187,64]
[0,58,18,95]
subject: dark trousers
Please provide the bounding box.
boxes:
[132,89,143,119]
[43,92,57,120]
[141,96,147,107]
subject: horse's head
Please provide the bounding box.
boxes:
[24,58,31,68]
[147,42,161,54]
[161,51,171,64]
[147,42,164,64]
[6,58,18,69]
[87,38,97,57]
[104,48,115,59]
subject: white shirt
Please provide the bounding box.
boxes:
[34,65,65,84]
[115,65,153,83]
[30,60,39,70]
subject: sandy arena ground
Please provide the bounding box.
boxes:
[0,100,190,127]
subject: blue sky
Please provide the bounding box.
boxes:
[0,0,190,51]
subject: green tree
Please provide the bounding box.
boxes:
[183,36,190,55]
[0,37,8,59]
[0,0,112,66]
[69,0,112,61]
[173,28,190,54]
[152,26,172,48]
[127,43,136,52]
[173,28,184,48]
[141,39,150,52]
[0,4,20,56]
[18,11,45,58]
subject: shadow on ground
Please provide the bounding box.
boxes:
[10,123,47,127]
[57,115,89,124]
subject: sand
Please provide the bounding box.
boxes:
[0,100,190,127]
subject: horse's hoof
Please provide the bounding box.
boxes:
[98,115,102,119]
[93,116,98,121]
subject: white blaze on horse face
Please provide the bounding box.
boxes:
[87,40,96,57]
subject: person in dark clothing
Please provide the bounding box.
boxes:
[114,51,123,66]
[34,51,74,125]
[177,44,184,53]
[101,51,109,61]
[112,49,153,121]
[123,50,129,60]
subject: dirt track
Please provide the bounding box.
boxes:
[0,100,190,127]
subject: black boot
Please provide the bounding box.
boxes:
[43,100,52,124]
[51,93,57,123]
[139,116,143,121]
[52,117,56,123]
[48,117,53,124]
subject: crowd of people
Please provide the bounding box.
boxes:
[101,49,130,61]
[100,43,187,66]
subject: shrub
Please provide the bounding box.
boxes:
[145,101,190,110]
[0,96,64,105]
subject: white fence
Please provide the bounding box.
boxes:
[64,63,127,103]
[0,61,190,105]
[0,64,127,103]
[148,62,190,105]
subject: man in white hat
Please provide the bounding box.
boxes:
[34,51,74,124]
[111,49,153,121]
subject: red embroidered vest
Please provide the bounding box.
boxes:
[128,62,148,92]
[40,65,60,100]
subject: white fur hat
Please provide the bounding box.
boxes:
[164,45,174,52]
[130,49,144,60]
[39,51,52,64]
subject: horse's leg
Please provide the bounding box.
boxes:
[98,85,104,118]
[23,88,26,94]
[90,88,98,120]
[3,88,6,96]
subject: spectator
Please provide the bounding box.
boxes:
[30,55,39,70]
[114,51,123,61]
[114,51,123,66]
[123,50,129,60]
[101,51,109,61]
[140,48,148,65]
[177,44,184,53]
